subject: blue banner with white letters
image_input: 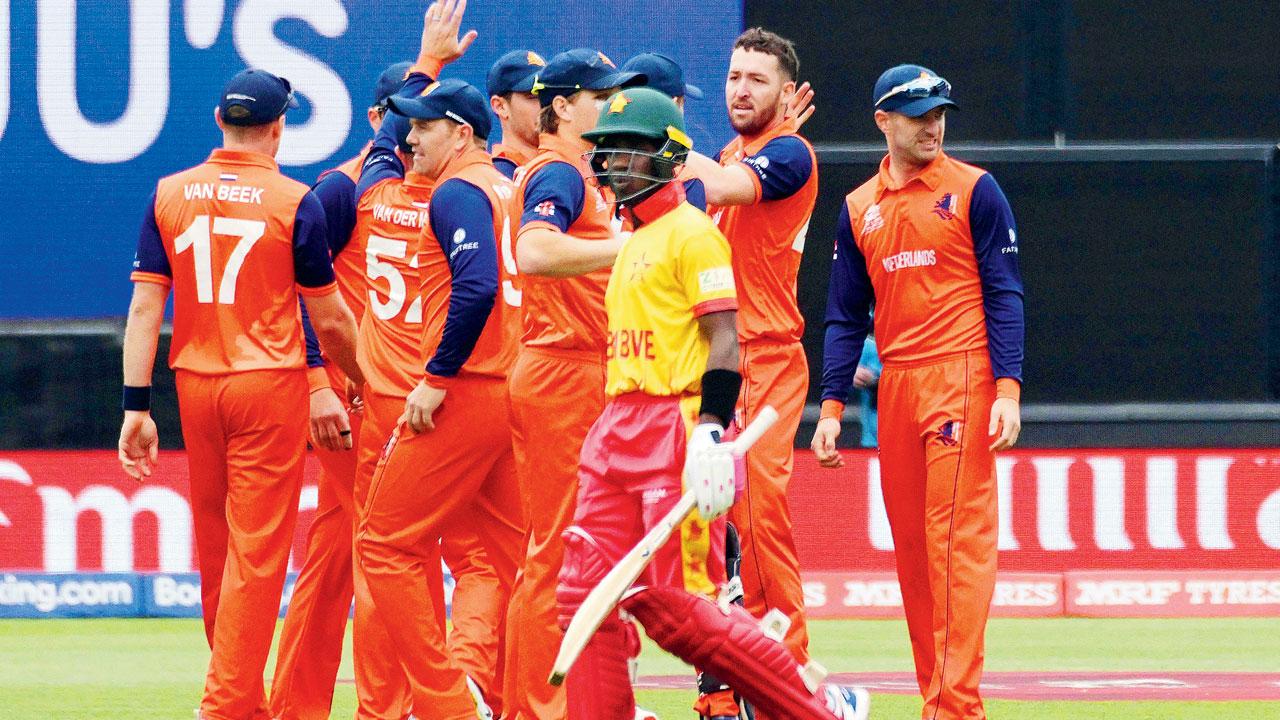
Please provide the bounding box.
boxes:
[0,0,741,319]
[0,572,143,618]
[1,571,457,618]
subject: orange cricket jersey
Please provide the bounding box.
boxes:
[845,152,990,363]
[515,133,615,353]
[318,145,372,319]
[419,149,520,380]
[134,149,335,375]
[354,173,434,397]
[710,119,818,344]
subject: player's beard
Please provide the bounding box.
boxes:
[729,92,782,137]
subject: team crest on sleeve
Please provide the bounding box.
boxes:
[932,192,958,220]
[534,200,556,217]
[861,203,885,236]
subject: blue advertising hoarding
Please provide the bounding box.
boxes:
[1,570,457,618]
[0,0,742,319]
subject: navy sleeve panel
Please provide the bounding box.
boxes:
[356,110,409,198]
[683,177,707,211]
[292,191,337,288]
[820,203,875,404]
[969,172,1025,382]
[742,136,813,202]
[311,171,357,257]
[132,191,171,277]
[520,161,584,233]
[355,72,434,198]
[425,179,500,378]
[299,298,324,368]
[493,156,518,180]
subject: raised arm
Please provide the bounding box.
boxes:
[682,135,813,208]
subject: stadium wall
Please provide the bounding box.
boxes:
[2,449,1276,619]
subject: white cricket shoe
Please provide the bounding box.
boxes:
[635,707,659,720]
[466,675,494,720]
[822,684,870,720]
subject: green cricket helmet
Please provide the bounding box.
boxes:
[582,87,692,204]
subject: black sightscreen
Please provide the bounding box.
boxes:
[801,154,1278,403]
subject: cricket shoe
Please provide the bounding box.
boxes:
[821,684,870,720]
[466,676,494,720]
[635,707,659,720]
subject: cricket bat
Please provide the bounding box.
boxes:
[548,405,780,686]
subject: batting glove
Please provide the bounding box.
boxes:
[684,423,735,521]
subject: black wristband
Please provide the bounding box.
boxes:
[698,369,742,428]
[122,385,151,412]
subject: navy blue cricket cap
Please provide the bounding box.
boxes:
[219,69,299,126]
[386,78,493,140]
[373,61,414,108]
[621,52,703,100]
[526,48,646,107]
[873,64,958,117]
[488,49,547,97]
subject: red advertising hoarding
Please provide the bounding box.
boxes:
[2,449,1278,617]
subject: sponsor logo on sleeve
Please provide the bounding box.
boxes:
[697,267,735,294]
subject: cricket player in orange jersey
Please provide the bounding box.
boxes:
[681,28,819,672]
[502,47,641,720]
[555,86,868,720]
[118,68,362,720]
[812,65,1024,720]
[270,59,416,720]
[487,49,545,179]
[346,8,522,713]
[354,39,523,714]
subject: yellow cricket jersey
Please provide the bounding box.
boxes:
[605,199,738,397]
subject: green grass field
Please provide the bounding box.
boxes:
[1,617,1278,718]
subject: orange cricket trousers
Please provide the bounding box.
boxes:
[729,340,810,665]
[270,364,359,720]
[356,375,523,720]
[502,346,606,720]
[353,391,415,720]
[878,349,998,720]
[177,368,307,720]
[354,390,520,717]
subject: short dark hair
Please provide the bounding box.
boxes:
[733,27,800,81]
[538,104,560,134]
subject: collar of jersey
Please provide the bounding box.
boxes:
[875,150,948,199]
[726,115,801,158]
[208,148,279,170]
[621,180,686,227]
[538,132,593,165]
[491,142,533,167]
[403,171,434,192]
[434,145,496,185]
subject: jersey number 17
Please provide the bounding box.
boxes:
[173,215,266,304]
